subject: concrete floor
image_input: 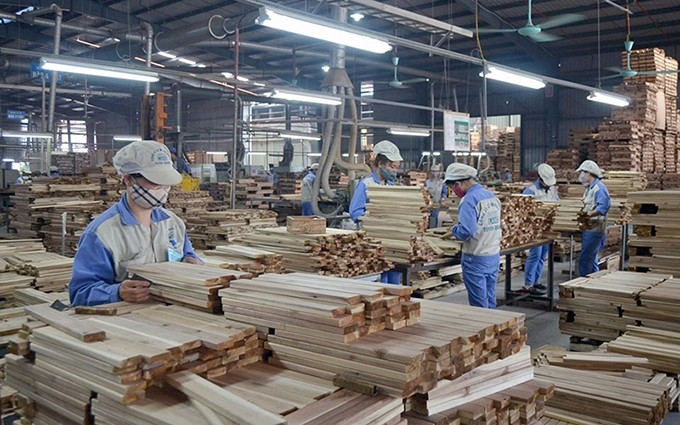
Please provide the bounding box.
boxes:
[435,260,680,424]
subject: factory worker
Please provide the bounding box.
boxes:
[424,164,447,228]
[349,140,403,283]
[49,166,60,177]
[446,163,502,309]
[169,146,191,174]
[301,163,319,216]
[576,160,611,277]
[69,141,202,307]
[520,163,559,295]
[503,168,513,183]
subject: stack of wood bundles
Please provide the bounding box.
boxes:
[603,171,648,197]
[84,164,125,206]
[204,182,231,203]
[201,244,284,276]
[608,326,680,374]
[0,273,36,305]
[495,127,521,178]
[403,171,428,186]
[126,262,252,312]
[165,188,214,218]
[647,173,663,189]
[626,277,680,333]
[236,178,275,208]
[277,172,303,195]
[568,127,598,170]
[661,173,680,189]
[30,199,104,255]
[13,288,69,307]
[666,133,678,172]
[186,209,278,249]
[546,149,574,173]
[0,239,45,256]
[51,152,89,175]
[235,227,391,277]
[6,252,74,292]
[595,120,644,171]
[362,186,435,263]
[498,195,556,249]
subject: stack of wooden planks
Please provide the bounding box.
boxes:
[51,152,90,175]
[165,188,214,218]
[186,209,278,250]
[220,272,420,338]
[558,271,670,342]
[6,252,74,292]
[201,244,284,276]
[204,181,231,203]
[362,185,435,263]
[30,199,105,255]
[236,178,275,208]
[85,164,126,206]
[498,195,556,249]
[286,389,404,425]
[403,171,428,186]
[13,288,69,307]
[0,239,45,256]
[494,127,521,178]
[568,127,598,173]
[0,272,37,304]
[126,262,252,312]
[628,277,680,332]
[277,173,304,195]
[234,227,391,277]
[608,326,680,374]
[603,171,648,197]
[595,120,644,171]
[661,173,680,189]
[546,148,574,173]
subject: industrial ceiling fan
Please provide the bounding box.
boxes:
[374,57,428,89]
[475,0,584,43]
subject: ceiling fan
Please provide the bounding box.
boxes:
[475,0,585,43]
[374,57,428,89]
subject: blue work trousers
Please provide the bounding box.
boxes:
[579,231,606,277]
[380,270,402,284]
[462,253,500,309]
[301,202,314,216]
[524,244,550,286]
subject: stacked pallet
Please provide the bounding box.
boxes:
[165,188,214,218]
[30,199,104,255]
[495,127,521,178]
[603,171,648,197]
[202,244,284,276]
[126,261,252,312]
[277,173,303,195]
[546,149,574,173]
[236,227,391,277]
[569,127,598,169]
[84,164,126,206]
[186,209,278,249]
[362,186,435,263]
[498,195,556,249]
[608,326,680,374]
[6,252,74,292]
[403,171,428,187]
[51,152,89,175]
[236,178,275,208]
[647,173,663,190]
[595,120,643,171]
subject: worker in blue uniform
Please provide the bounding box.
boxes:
[349,140,403,283]
[169,146,191,174]
[301,163,319,216]
[424,164,447,228]
[576,160,611,277]
[69,141,202,306]
[446,163,502,308]
[520,163,559,295]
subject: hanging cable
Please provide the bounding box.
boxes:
[475,0,485,61]
[597,0,601,88]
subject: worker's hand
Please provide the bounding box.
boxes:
[182,256,203,265]
[119,280,150,303]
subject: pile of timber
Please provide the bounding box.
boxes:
[556,184,582,199]
[51,152,90,175]
[0,239,45,256]
[608,326,680,374]
[603,171,648,197]
[569,127,598,169]
[5,252,74,292]
[84,164,126,206]
[423,227,463,258]
[5,303,262,424]
[661,173,680,189]
[628,190,680,275]
[550,199,588,233]
[595,120,643,171]
[498,194,556,249]
[500,182,531,194]
[494,127,521,178]
[647,173,663,190]
[236,178,275,208]
[546,148,574,172]
[0,273,39,304]
[126,262,252,312]
[201,244,284,276]
[627,277,680,332]
[558,271,670,342]
[186,209,278,250]
[204,182,231,203]
[165,188,214,218]
[235,227,391,278]
[277,172,303,195]
[286,389,403,425]
[403,171,428,186]
[362,186,436,263]
[220,272,420,338]
[13,288,69,307]
[552,237,581,260]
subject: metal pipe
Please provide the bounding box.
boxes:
[0,83,131,98]
[141,22,153,96]
[175,84,184,174]
[41,76,46,132]
[46,4,62,175]
[154,15,228,53]
[230,28,240,210]
[430,82,435,168]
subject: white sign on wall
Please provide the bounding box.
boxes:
[443,111,471,152]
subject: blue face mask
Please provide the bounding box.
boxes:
[380,167,397,182]
[578,172,589,185]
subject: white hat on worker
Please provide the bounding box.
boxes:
[374,140,403,162]
[113,140,183,186]
[310,163,320,171]
[444,163,478,182]
[576,160,603,179]
[537,163,556,186]
[49,166,59,172]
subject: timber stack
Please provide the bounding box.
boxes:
[608,326,680,375]
[498,195,556,249]
[234,227,391,277]
[277,172,303,195]
[662,173,680,189]
[595,120,643,171]
[362,186,435,263]
[165,188,214,218]
[186,209,278,250]
[85,164,126,206]
[403,171,427,186]
[603,171,648,197]
[235,178,275,209]
[566,127,598,179]
[204,181,231,203]
[6,251,74,293]
[546,149,574,173]
[201,244,284,276]
[51,152,90,175]
[30,199,104,255]
[494,127,521,178]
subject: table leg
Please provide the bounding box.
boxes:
[505,253,512,303]
[547,240,555,311]
[569,234,574,280]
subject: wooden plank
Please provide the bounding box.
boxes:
[25,303,106,342]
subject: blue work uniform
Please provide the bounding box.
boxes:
[579,178,611,277]
[522,181,559,286]
[452,183,502,308]
[68,195,200,306]
[424,178,448,228]
[301,171,315,216]
[349,172,401,284]
[179,159,191,174]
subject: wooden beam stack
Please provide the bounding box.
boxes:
[546,149,574,173]
[126,262,252,312]
[85,164,126,206]
[498,195,556,249]
[595,120,644,172]
[286,389,404,425]
[603,171,648,197]
[608,326,680,374]
[5,252,74,292]
[30,199,105,255]
[494,127,521,178]
[403,171,428,186]
[186,209,278,250]
[235,227,392,277]
[362,186,435,263]
[277,172,303,195]
[568,127,598,176]
[236,178,275,208]
[165,188,214,218]
[628,277,680,333]
[201,244,284,276]
[51,152,90,175]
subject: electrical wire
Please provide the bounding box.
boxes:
[474,0,485,61]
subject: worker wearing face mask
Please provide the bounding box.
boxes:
[424,164,447,228]
[69,141,202,307]
[576,160,611,277]
[349,140,403,283]
[301,163,319,216]
[520,163,559,295]
[445,163,502,309]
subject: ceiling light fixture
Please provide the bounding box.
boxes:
[157,51,177,59]
[421,151,442,156]
[134,57,166,68]
[0,130,53,139]
[236,75,249,82]
[387,127,430,137]
[40,57,159,83]
[196,64,207,68]
[207,151,228,155]
[76,38,101,49]
[256,6,391,54]
[253,82,266,87]
[279,131,322,141]
[307,153,322,157]
[177,57,196,65]
[321,65,330,73]
[350,12,365,22]
[112,135,142,142]
[269,88,342,106]
[587,90,630,107]
[480,66,546,90]
[246,152,267,156]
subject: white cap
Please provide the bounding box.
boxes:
[445,163,478,182]
[430,164,441,172]
[576,160,603,179]
[537,163,556,186]
[374,140,403,162]
[310,163,319,171]
[49,166,59,172]
[113,140,183,186]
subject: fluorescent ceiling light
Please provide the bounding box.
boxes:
[342,153,359,158]
[253,82,266,87]
[350,12,365,22]
[222,72,234,79]
[2,158,13,162]
[246,152,267,156]
[158,51,177,59]
[322,65,330,73]
[270,88,341,106]
[197,64,207,68]
[256,6,392,54]
[587,91,630,107]
[421,151,442,156]
[134,57,166,68]
[1,130,53,139]
[177,57,196,65]
[236,75,249,82]
[387,127,430,137]
[207,151,228,155]
[307,153,322,157]
[41,57,159,83]
[279,131,322,141]
[76,38,100,49]
[113,134,142,142]
[480,66,545,90]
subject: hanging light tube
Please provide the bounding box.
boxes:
[587,90,630,107]
[279,131,322,141]
[480,66,546,90]
[113,134,142,142]
[388,127,430,137]
[40,57,160,83]
[1,130,53,139]
[207,151,228,155]
[256,6,392,54]
[269,88,341,106]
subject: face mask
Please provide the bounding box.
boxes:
[578,172,589,186]
[453,185,465,198]
[129,180,169,210]
[380,167,397,182]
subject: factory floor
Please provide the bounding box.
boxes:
[437,260,680,424]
